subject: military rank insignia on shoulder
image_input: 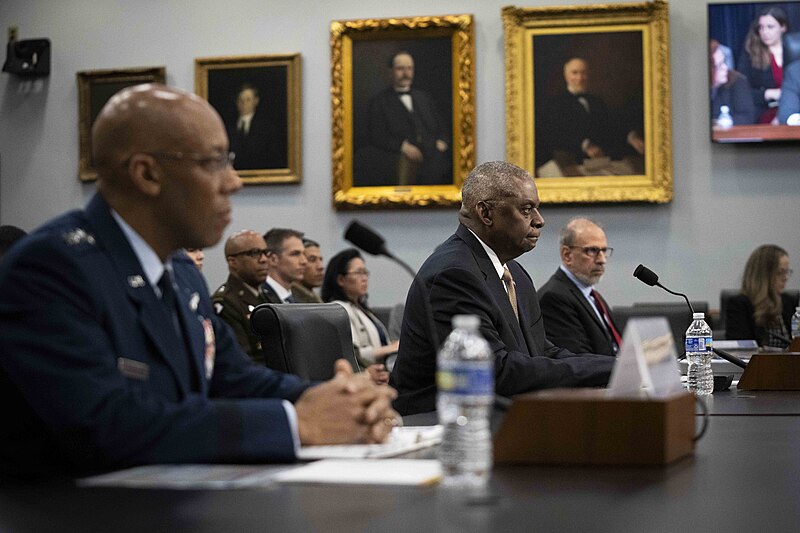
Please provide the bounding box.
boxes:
[62,228,96,246]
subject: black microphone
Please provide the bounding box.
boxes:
[633,264,695,315]
[712,348,748,369]
[344,221,416,277]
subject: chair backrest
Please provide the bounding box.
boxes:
[613,304,697,353]
[632,301,711,329]
[719,289,800,336]
[784,32,800,67]
[250,302,358,381]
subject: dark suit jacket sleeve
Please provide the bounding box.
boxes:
[539,288,597,354]
[429,266,612,397]
[725,293,756,341]
[368,92,407,153]
[0,237,306,476]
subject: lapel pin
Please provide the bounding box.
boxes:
[189,293,200,311]
[127,275,145,288]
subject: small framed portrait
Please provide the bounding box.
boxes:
[77,66,166,182]
[503,1,673,203]
[330,14,475,210]
[195,53,301,185]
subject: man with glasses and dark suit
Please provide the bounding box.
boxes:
[212,230,274,363]
[0,84,398,479]
[539,217,621,356]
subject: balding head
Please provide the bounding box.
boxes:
[91,83,241,261]
[559,217,609,286]
[563,57,589,94]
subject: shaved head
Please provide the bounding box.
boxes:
[91,83,241,261]
[224,230,264,256]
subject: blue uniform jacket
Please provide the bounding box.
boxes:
[0,194,308,478]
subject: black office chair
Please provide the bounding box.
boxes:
[783,32,800,67]
[250,302,358,381]
[719,289,800,337]
[613,304,697,353]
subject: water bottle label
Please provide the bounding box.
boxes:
[437,362,493,395]
[685,336,712,353]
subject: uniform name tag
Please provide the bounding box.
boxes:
[117,358,150,381]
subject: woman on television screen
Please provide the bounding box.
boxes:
[726,244,797,349]
[737,6,789,124]
[711,39,757,124]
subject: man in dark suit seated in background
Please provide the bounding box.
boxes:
[227,83,287,170]
[539,217,621,356]
[291,238,324,304]
[0,84,397,479]
[212,230,273,363]
[354,51,450,186]
[262,227,307,303]
[390,161,614,415]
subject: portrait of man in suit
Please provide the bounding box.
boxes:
[203,62,291,175]
[532,31,645,177]
[351,40,453,187]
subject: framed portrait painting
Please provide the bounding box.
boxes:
[195,53,301,185]
[330,14,475,209]
[503,1,673,203]
[77,66,165,182]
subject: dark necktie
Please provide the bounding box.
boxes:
[591,289,622,350]
[284,295,296,303]
[158,269,197,389]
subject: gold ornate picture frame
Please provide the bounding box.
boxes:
[195,53,302,185]
[330,14,475,210]
[503,1,672,203]
[77,66,165,182]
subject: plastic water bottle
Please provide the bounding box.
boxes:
[437,315,493,489]
[791,306,800,339]
[717,106,734,129]
[685,312,713,396]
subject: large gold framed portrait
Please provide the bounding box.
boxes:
[330,14,475,210]
[195,53,302,185]
[503,1,672,203]
[77,66,166,182]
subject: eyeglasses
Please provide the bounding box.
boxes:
[569,246,614,258]
[777,268,793,279]
[345,270,370,278]
[228,248,269,259]
[141,151,235,172]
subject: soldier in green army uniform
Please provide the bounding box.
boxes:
[212,230,279,364]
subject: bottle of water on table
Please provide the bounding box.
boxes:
[685,312,713,395]
[791,306,800,340]
[437,315,493,489]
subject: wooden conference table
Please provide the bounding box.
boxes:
[2,388,800,532]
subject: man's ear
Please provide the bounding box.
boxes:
[127,154,162,197]
[475,201,493,226]
[560,244,572,265]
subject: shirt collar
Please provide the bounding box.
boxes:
[467,228,505,280]
[265,275,293,301]
[111,209,168,291]
[560,264,593,297]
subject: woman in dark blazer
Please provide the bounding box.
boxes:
[726,244,797,348]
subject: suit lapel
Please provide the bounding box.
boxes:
[456,225,526,350]
[85,195,191,395]
[172,267,208,394]
[556,269,614,348]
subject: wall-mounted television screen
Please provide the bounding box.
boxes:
[708,1,800,142]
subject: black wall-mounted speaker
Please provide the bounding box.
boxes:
[2,39,50,76]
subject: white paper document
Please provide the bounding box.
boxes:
[273,459,442,486]
[78,464,292,489]
[297,425,443,460]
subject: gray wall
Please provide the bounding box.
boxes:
[1,0,798,310]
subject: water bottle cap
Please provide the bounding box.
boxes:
[693,312,705,319]
[720,105,730,113]
[452,314,480,329]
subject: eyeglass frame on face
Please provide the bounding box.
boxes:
[344,269,370,278]
[777,268,793,279]
[227,248,269,259]
[128,151,236,172]
[568,246,614,259]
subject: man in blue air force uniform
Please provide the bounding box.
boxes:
[0,84,397,479]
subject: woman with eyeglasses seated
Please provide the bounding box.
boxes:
[321,248,400,371]
[726,244,798,349]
